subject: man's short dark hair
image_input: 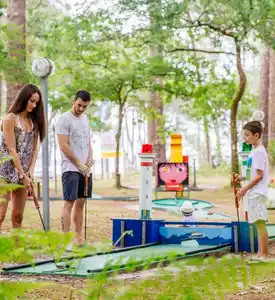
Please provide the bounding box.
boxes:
[243,121,263,137]
[74,90,91,102]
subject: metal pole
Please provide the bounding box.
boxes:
[53,125,58,194]
[41,77,50,230]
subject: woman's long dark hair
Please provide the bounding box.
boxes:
[8,84,46,142]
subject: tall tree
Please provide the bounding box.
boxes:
[259,48,270,148]
[165,0,274,174]
[42,13,154,188]
[6,0,26,110]
[0,1,6,115]
[35,0,275,176]
[268,49,275,143]
[148,0,166,164]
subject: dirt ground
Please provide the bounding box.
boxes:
[2,173,275,299]
[226,280,275,300]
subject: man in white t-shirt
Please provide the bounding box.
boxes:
[235,120,269,262]
[56,90,93,248]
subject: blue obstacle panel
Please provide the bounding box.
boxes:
[159,222,232,246]
[112,219,164,247]
[112,219,263,254]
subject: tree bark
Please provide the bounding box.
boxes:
[197,121,202,165]
[148,0,166,168]
[259,48,270,148]
[203,117,212,165]
[6,0,26,111]
[148,76,166,163]
[0,79,2,116]
[268,49,275,142]
[214,120,222,163]
[115,103,124,189]
[231,43,246,175]
[124,107,136,170]
[138,117,144,146]
[148,76,166,164]
[131,109,136,169]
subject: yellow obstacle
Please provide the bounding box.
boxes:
[170,133,183,163]
[170,133,184,197]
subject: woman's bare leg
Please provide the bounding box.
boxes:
[11,188,27,229]
[0,192,10,232]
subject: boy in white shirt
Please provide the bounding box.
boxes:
[235,120,269,261]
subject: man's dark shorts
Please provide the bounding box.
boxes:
[62,171,93,201]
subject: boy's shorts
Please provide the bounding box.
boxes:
[62,171,93,201]
[247,192,268,224]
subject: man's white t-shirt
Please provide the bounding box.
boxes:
[246,145,269,197]
[56,111,91,174]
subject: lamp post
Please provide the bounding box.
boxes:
[32,58,55,230]
[52,125,58,195]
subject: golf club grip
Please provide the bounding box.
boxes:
[84,175,88,197]
[32,184,40,209]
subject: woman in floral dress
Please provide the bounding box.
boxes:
[0,84,46,232]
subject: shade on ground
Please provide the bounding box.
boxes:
[152,198,231,220]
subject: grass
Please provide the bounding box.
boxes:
[2,170,275,299]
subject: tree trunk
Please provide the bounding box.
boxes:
[231,43,247,176]
[149,78,166,160]
[131,109,136,169]
[125,107,136,170]
[203,117,212,165]
[138,119,143,147]
[115,103,124,189]
[147,90,156,151]
[259,48,270,148]
[268,49,275,142]
[148,78,166,165]
[6,0,26,111]
[197,121,201,165]
[0,79,2,116]
[148,0,166,168]
[188,14,207,166]
[143,119,146,145]
[215,120,222,164]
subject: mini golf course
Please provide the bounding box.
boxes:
[3,222,275,277]
[2,198,275,277]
